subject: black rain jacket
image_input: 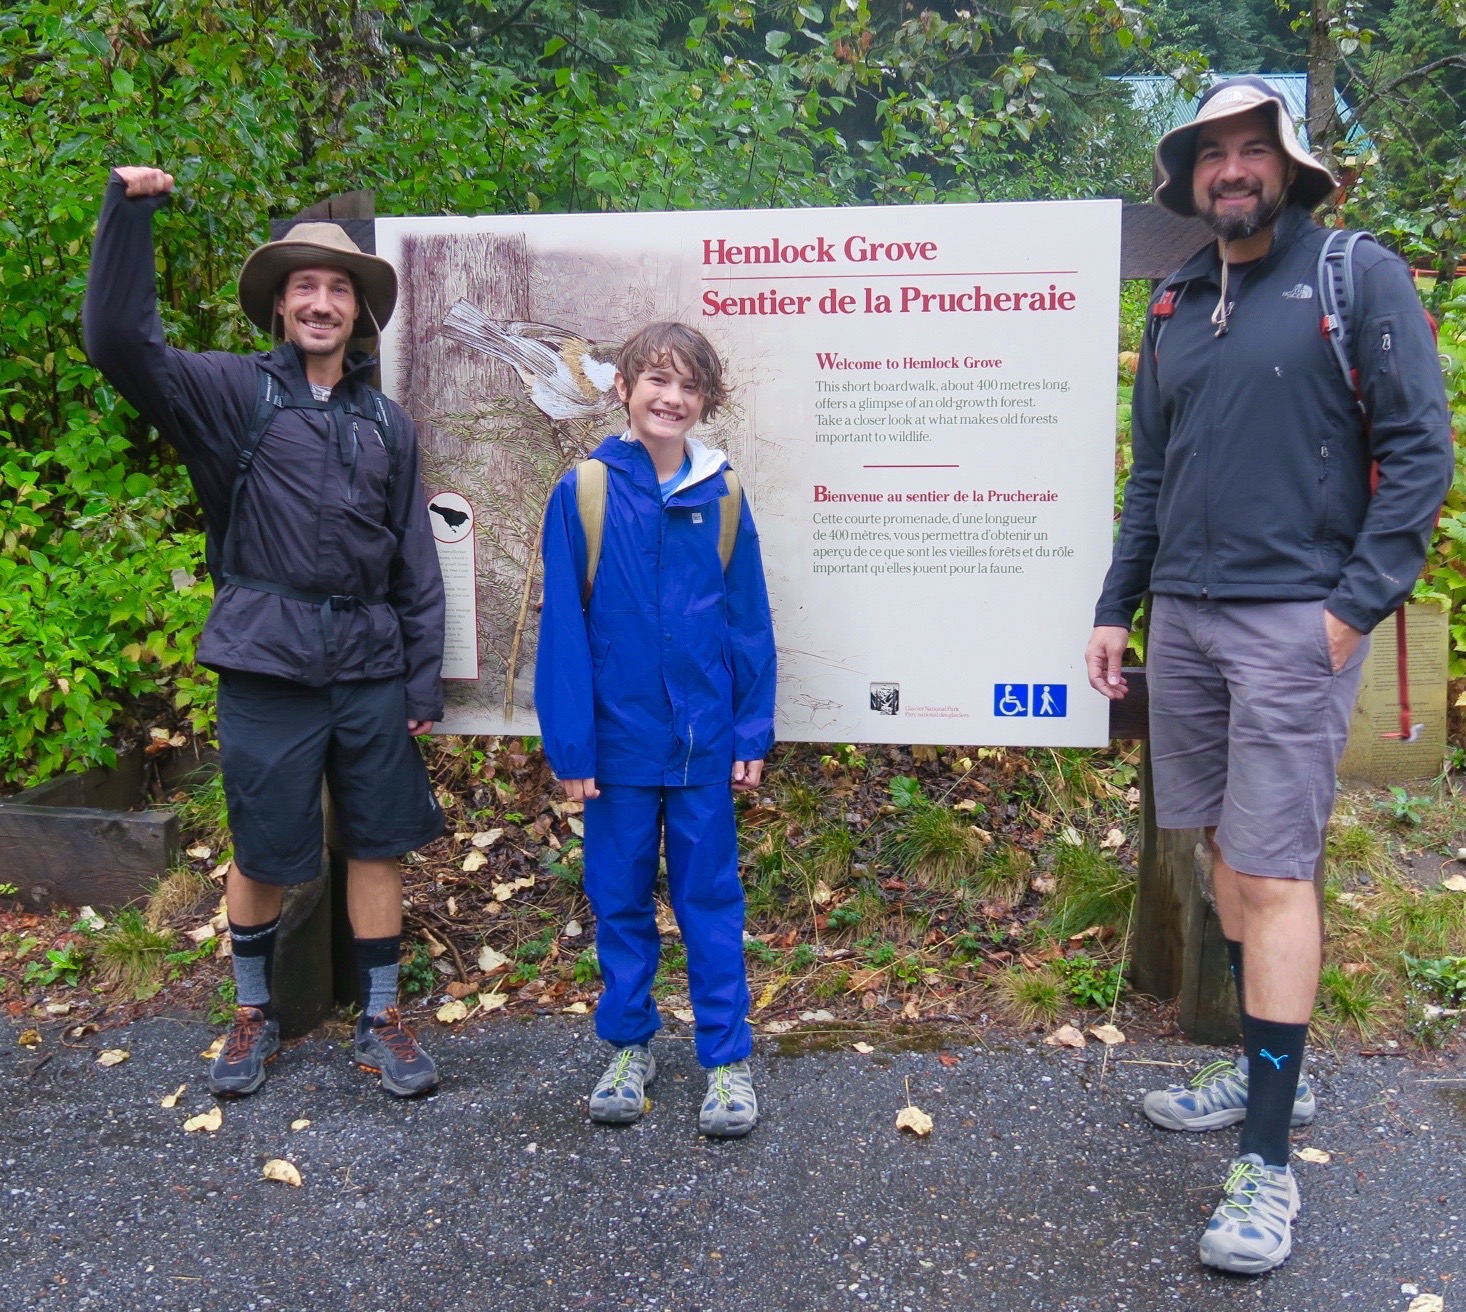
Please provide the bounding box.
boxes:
[83,175,445,720]
[1095,205,1454,635]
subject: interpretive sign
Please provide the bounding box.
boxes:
[377,201,1121,746]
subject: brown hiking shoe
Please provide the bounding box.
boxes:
[354,1007,439,1096]
[207,1006,280,1097]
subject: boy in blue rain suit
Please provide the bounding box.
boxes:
[535,322,776,1137]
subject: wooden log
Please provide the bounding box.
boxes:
[0,805,178,913]
[14,752,147,812]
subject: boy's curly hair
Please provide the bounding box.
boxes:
[615,322,730,423]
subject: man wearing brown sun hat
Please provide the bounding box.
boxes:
[1086,77,1451,1274]
[85,167,446,1100]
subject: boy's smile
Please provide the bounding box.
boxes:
[616,353,706,455]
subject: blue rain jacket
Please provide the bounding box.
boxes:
[535,433,776,786]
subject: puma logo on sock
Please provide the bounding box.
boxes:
[1258,1048,1290,1070]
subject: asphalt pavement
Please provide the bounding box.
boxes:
[2,1014,1461,1311]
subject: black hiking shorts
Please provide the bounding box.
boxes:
[217,671,445,885]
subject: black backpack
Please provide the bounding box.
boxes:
[208,367,404,652]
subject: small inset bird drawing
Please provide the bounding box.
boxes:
[440,300,621,422]
[429,502,470,530]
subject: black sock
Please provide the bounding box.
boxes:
[1225,938,1244,1016]
[1238,1013,1308,1167]
[228,917,279,1019]
[355,935,401,1020]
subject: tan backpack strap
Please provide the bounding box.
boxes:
[717,468,741,570]
[574,459,608,606]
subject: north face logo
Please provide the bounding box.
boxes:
[1281,283,1315,300]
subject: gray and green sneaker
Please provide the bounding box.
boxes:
[589,1045,656,1124]
[699,1060,758,1138]
[207,1005,280,1097]
[1143,1057,1316,1132]
[1199,1153,1301,1274]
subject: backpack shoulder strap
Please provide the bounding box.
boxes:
[212,368,287,581]
[241,367,286,473]
[1147,278,1188,366]
[364,387,402,492]
[1317,228,1377,416]
[574,458,608,606]
[717,468,742,571]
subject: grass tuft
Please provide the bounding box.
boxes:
[1040,841,1135,939]
[95,908,176,993]
[883,805,984,891]
[989,964,1066,1028]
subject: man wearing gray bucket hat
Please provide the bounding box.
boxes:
[85,167,447,1101]
[1086,78,1451,1273]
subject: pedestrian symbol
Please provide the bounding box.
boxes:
[994,683,1029,717]
[1034,684,1067,717]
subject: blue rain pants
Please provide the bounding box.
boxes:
[583,782,752,1069]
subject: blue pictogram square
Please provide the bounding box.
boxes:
[1033,683,1067,717]
[994,683,1030,717]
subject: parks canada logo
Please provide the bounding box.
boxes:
[870,682,899,715]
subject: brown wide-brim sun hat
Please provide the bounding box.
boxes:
[237,222,398,339]
[1154,75,1338,218]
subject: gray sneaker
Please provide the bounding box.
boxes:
[589,1045,656,1124]
[699,1060,758,1138]
[1199,1153,1301,1274]
[1143,1057,1316,1132]
[207,1006,280,1097]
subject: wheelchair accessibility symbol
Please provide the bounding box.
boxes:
[993,683,1067,718]
[994,684,1029,717]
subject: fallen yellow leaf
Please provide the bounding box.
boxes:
[17,1030,41,1050]
[436,999,469,1023]
[477,991,508,1014]
[1293,1146,1331,1164]
[477,945,510,974]
[462,850,488,873]
[671,1008,696,1023]
[262,1158,302,1187]
[96,1049,131,1068]
[471,828,504,849]
[186,842,212,860]
[762,1019,796,1034]
[291,1118,311,1131]
[160,1084,187,1109]
[183,1106,223,1134]
[755,977,785,1012]
[1440,873,1466,893]
[1087,1023,1126,1045]
[895,1104,934,1136]
[562,1001,589,1015]
[1044,1024,1087,1048]
[200,1036,225,1060]
[1407,1296,1444,1312]
[852,1042,875,1054]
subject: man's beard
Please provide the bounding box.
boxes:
[1199,187,1281,242]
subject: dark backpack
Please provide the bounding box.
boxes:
[1147,230,1443,743]
[209,367,404,652]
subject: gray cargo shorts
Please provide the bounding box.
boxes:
[1146,594,1368,880]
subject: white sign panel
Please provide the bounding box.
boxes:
[378,201,1120,746]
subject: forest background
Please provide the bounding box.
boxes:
[1,0,1462,789]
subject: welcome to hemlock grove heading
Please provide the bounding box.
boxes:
[700,234,1081,319]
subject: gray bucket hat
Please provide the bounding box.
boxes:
[237,222,397,339]
[1154,75,1338,218]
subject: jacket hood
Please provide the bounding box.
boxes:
[590,432,730,487]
